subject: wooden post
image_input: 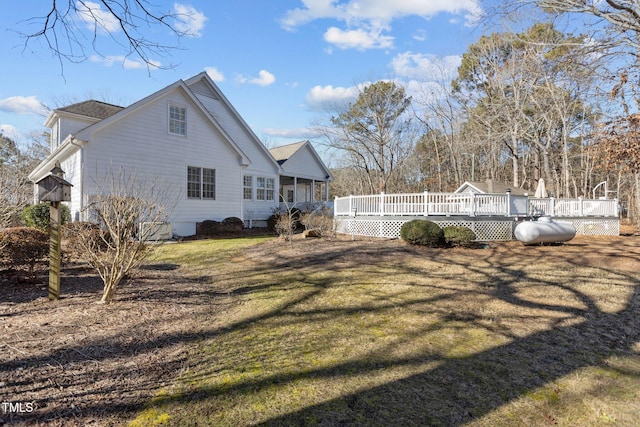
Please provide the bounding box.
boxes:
[49,201,62,301]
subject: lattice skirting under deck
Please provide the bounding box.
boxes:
[335,217,514,240]
[554,218,619,236]
[334,216,619,240]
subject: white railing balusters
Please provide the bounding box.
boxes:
[334,193,618,218]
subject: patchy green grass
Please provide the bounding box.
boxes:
[130,236,640,426]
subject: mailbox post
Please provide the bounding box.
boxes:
[34,162,72,301]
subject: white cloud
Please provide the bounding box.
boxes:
[324,25,394,50]
[282,0,483,29]
[0,96,48,116]
[262,127,323,139]
[205,67,225,82]
[76,1,121,33]
[391,52,461,80]
[412,29,427,42]
[281,0,483,50]
[237,70,276,87]
[251,70,276,86]
[305,84,363,110]
[89,55,161,69]
[173,3,208,37]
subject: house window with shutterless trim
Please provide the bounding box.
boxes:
[169,104,186,136]
[256,177,275,201]
[243,175,253,200]
[187,166,215,199]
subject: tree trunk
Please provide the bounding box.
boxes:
[635,172,640,230]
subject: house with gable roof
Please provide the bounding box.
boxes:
[269,140,332,206]
[28,71,332,236]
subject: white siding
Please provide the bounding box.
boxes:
[194,94,278,174]
[81,89,245,236]
[241,173,279,223]
[60,151,83,221]
[57,116,96,149]
[194,92,281,223]
[281,146,328,180]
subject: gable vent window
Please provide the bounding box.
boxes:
[169,104,186,136]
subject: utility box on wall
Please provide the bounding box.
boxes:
[36,164,72,202]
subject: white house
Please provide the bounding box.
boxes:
[28,72,332,236]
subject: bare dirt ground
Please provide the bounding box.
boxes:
[1,225,639,426]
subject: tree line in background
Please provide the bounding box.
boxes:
[4,1,640,228]
[323,3,640,227]
[0,134,48,229]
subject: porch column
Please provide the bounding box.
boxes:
[293,177,298,205]
[311,179,316,203]
[325,180,329,202]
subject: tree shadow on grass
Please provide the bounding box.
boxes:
[4,237,640,425]
[115,239,640,426]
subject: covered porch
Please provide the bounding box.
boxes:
[279,175,330,209]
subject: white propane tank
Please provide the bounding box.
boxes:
[514,217,576,245]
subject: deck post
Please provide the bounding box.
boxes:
[550,197,555,216]
[579,197,584,217]
[506,189,512,216]
[380,192,385,216]
[423,190,429,216]
[469,192,476,217]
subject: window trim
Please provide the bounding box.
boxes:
[187,166,216,200]
[243,175,253,201]
[256,176,275,202]
[168,103,187,136]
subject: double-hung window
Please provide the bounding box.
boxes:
[256,177,275,201]
[243,175,253,200]
[169,104,186,136]
[187,166,215,199]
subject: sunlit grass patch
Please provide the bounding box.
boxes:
[132,237,640,426]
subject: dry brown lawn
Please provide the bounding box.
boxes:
[1,230,639,426]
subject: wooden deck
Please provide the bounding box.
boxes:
[333,192,619,240]
[334,192,618,218]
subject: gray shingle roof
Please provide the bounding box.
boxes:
[462,180,528,195]
[58,100,124,120]
[269,141,307,165]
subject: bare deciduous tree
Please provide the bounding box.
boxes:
[16,0,200,71]
[0,134,48,230]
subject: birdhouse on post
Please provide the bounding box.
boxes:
[36,163,72,203]
[35,162,72,301]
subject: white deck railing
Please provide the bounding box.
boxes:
[334,192,618,218]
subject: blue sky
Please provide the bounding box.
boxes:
[0,0,487,158]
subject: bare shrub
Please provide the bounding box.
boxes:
[72,168,176,303]
[299,208,335,238]
[0,227,49,279]
[274,213,296,241]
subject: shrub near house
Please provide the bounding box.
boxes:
[400,220,444,247]
[443,226,477,247]
[0,227,49,278]
[21,202,71,231]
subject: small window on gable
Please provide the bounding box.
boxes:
[169,104,186,136]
